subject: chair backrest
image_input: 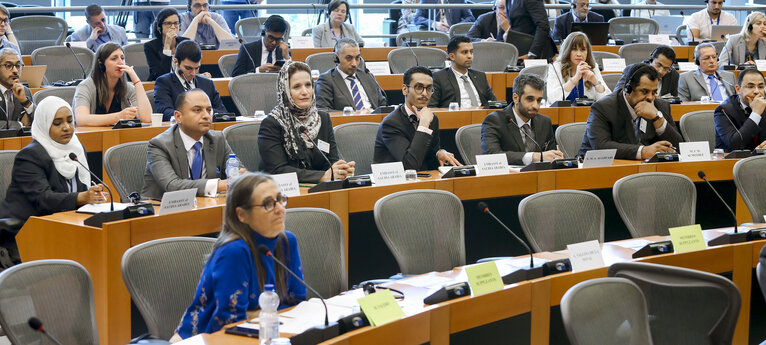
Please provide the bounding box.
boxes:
[518,190,604,252]
[222,122,262,171]
[733,156,766,223]
[711,41,725,56]
[229,73,279,116]
[609,17,659,43]
[387,47,448,74]
[472,41,518,72]
[31,46,94,85]
[505,29,535,56]
[608,262,741,345]
[396,31,450,47]
[758,261,765,302]
[592,51,620,69]
[235,17,267,43]
[333,122,378,175]
[284,208,347,298]
[676,24,687,45]
[618,43,661,65]
[601,73,622,92]
[218,54,239,78]
[0,259,98,345]
[455,123,482,165]
[679,110,715,152]
[10,15,68,55]
[448,23,473,37]
[555,122,587,158]
[613,172,696,238]
[0,150,17,201]
[519,64,547,80]
[123,42,150,81]
[32,86,77,106]
[561,277,654,345]
[301,28,312,36]
[103,141,149,202]
[146,90,156,113]
[374,189,465,275]
[121,237,216,340]
[305,52,337,74]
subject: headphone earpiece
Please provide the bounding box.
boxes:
[99,63,105,73]
[334,54,340,64]
[572,2,576,8]
[261,29,265,36]
[749,24,754,32]
[624,63,651,94]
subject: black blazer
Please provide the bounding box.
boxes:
[315,67,388,111]
[373,105,441,171]
[467,12,504,41]
[481,103,556,165]
[412,0,475,28]
[578,88,683,159]
[144,36,190,82]
[506,0,557,59]
[231,39,285,77]
[258,111,339,183]
[429,67,497,108]
[616,63,680,98]
[714,95,766,152]
[154,72,227,121]
[551,11,604,42]
[0,140,86,221]
[759,245,766,300]
[0,86,34,126]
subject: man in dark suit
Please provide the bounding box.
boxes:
[616,45,679,98]
[578,63,683,159]
[412,0,475,32]
[315,38,387,112]
[430,35,497,108]
[551,0,604,42]
[154,40,226,121]
[0,48,33,127]
[231,15,290,76]
[482,74,563,165]
[466,0,508,41]
[714,68,766,152]
[142,89,235,200]
[374,66,462,170]
[506,0,557,60]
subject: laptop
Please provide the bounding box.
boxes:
[20,65,46,89]
[711,25,742,41]
[570,22,610,45]
[652,15,685,35]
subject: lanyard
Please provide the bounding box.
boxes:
[329,22,343,40]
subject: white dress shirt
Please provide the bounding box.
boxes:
[451,67,481,108]
[700,70,730,100]
[175,70,195,90]
[513,107,536,165]
[178,128,218,196]
[622,91,666,159]
[546,61,611,102]
[685,9,737,41]
[739,97,763,125]
[337,68,372,109]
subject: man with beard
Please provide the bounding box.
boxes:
[0,48,34,126]
[429,35,496,108]
[714,68,766,152]
[481,74,561,164]
[373,66,462,170]
[231,15,290,76]
[686,0,737,41]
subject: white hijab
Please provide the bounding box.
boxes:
[31,97,90,187]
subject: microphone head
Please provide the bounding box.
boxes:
[238,38,244,44]
[65,42,71,48]
[28,317,43,331]
[68,152,78,161]
[697,170,706,179]
[298,125,308,134]
[257,245,271,256]
[476,202,489,213]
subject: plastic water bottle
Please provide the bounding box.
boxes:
[259,284,280,345]
[226,154,239,187]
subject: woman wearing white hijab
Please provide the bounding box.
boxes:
[0,96,108,221]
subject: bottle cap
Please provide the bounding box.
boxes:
[264,284,275,291]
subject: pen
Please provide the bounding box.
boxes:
[91,181,107,201]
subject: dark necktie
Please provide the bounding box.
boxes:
[267,50,273,64]
[184,80,192,91]
[522,123,536,152]
[190,142,203,180]
[409,114,419,129]
[347,75,364,110]
[634,117,643,144]
[4,89,13,120]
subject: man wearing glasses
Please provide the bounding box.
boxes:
[551,0,604,42]
[0,5,19,55]
[374,66,462,170]
[231,15,290,76]
[71,4,129,52]
[0,48,33,127]
[179,0,235,49]
[616,45,679,98]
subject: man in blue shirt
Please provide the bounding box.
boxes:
[71,4,129,52]
[179,0,235,49]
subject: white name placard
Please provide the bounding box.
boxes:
[567,240,605,272]
[581,149,617,168]
[678,62,697,71]
[756,60,766,71]
[159,189,197,215]
[648,34,672,46]
[218,39,241,50]
[365,61,391,75]
[679,141,711,162]
[291,36,314,49]
[475,154,509,176]
[524,59,548,67]
[601,58,627,72]
[371,162,406,186]
[271,172,300,197]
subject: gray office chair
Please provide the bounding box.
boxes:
[618,43,661,65]
[301,28,312,36]
[0,150,18,201]
[0,259,98,345]
[733,156,766,223]
[229,73,279,117]
[146,90,157,113]
[31,46,94,85]
[613,172,696,238]
[519,64,547,80]
[675,24,687,45]
[305,52,337,74]
[222,122,262,171]
[609,17,659,43]
[448,23,473,37]
[601,73,622,92]
[561,277,654,345]
[592,51,620,70]
[10,15,68,55]
[472,41,518,72]
[679,110,715,152]
[608,262,741,345]
[285,208,347,298]
[104,141,149,202]
[124,42,150,82]
[396,31,449,47]
[387,47,448,74]
[711,41,726,56]
[32,86,77,106]
[333,122,378,175]
[455,124,482,165]
[374,189,465,275]
[555,122,587,158]
[121,237,216,340]
[218,53,238,78]
[518,190,604,252]
[235,17,269,43]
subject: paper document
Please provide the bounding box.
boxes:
[76,202,133,214]
[399,273,455,288]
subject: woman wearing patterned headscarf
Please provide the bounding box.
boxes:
[258,61,355,183]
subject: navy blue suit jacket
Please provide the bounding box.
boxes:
[154,72,227,121]
[413,0,475,29]
[552,11,604,42]
[714,95,766,152]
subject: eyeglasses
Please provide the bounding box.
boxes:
[1,63,22,71]
[0,17,8,24]
[408,83,434,94]
[162,21,180,27]
[192,3,210,9]
[574,2,590,8]
[249,193,288,212]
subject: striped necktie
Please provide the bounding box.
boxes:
[347,75,364,110]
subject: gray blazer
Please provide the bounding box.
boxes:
[141,125,233,200]
[678,69,736,102]
[718,33,766,66]
[315,67,387,111]
[312,22,364,48]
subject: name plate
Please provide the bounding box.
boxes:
[475,154,509,176]
[524,59,548,67]
[648,34,672,46]
[678,62,697,71]
[218,39,241,50]
[679,141,711,162]
[271,172,300,197]
[567,240,605,272]
[371,162,406,186]
[669,224,706,253]
[365,61,391,75]
[601,58,627,72]
[465,261,503,296]
[756,60,766,71]
[291,36,314,48]
[357,289,405,327]
[582,149,616,168]
[69,41,88,49]
[159,188,197,215]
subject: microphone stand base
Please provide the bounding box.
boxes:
[502,265,544,285]
[308,180,344,193]
[707,231,749,246]
[632,240,674,258]
[83,204,155,227]
[747,228,766,241]
[290,322,339,345]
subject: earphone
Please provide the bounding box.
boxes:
[187,0,192,11]
[624,63,652,94]
[98,60,105,72]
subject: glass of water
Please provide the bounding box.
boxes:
[311,70,320,78]
[712,148,725,160]
[448,102,459,111]
[343,106,354,116]
[700,96,711,104]
[405,169,417,181]
[254,110,266,120]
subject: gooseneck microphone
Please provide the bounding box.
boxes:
[28,317,63,345]
[238,38,258,74]
[477,202,535,269]
[69,152,114,211]
[518,124,551,162]
[403,36,421,67]
[65,42,88,80]
[698,170,738,234]
[720,108,745,149]
[298,125,335,181]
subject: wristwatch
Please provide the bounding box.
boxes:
[651,111,664,122]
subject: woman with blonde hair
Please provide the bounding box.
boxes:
[719,11,766,66]
[546,31,610,103]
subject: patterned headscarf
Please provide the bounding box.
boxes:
[267,61,321,165]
